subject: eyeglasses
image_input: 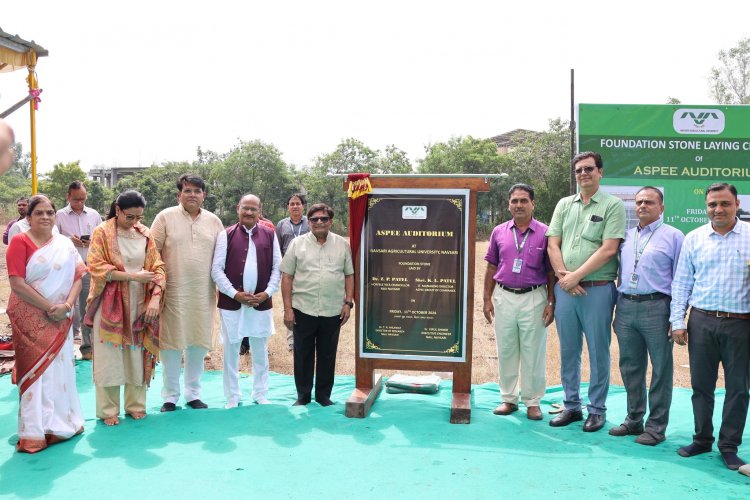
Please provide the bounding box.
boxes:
[309,216,331,223]
[574,166,597,175]
[121,213,145,222]
[32,210,55,217]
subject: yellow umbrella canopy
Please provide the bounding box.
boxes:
[0,27,48,192]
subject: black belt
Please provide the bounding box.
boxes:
[621,292,669,302]
[497,283,543,295]
[691,307,750,320]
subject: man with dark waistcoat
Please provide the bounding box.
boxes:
[211,194,281,408]
[483,183,555,420]
[671,183,750,471]
[610,186,683,446]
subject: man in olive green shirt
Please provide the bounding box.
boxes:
[280,202,354,407]
[546,151,626,432]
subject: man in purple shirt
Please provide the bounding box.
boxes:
[56,181,103,360]
[3,197,28,245]
[610,186,683,445]
[483,183,555,420]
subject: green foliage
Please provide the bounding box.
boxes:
[417,123,571,233]
[209,140,293,224]
[114,162,203,225]
[38,161,88,208]
[85,181,115,216]
[0,142,33,213]
[418,135,513,234]
[505,119,571,225]
[302,138,414,232]
[11,129,572,239]
[9,143,31,179]
[709,37,750,104]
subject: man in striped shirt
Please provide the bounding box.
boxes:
[670,182,750,471]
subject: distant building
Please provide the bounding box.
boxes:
[490,129,540,154]
[89,166,147,187]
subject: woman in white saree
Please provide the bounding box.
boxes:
[6,194,87,453]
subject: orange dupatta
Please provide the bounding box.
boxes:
[85,218,166,384]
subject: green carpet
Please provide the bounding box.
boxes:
[0,363,748,499]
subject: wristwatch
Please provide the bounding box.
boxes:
[344,300,354,308]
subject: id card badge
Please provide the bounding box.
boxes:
[629,273,639,288]
[512,258,523,273]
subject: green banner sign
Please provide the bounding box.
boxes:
[579,104,750,233]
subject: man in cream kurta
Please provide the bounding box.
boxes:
[211,194,281,408]
[150,174,224,411]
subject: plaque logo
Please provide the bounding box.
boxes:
[402,206,427,219]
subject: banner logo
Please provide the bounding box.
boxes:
[402,206,427,219]
[673,108,725,134]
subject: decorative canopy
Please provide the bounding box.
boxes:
[0,28,48,73]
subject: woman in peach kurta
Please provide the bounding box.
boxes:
[85,191,165,426]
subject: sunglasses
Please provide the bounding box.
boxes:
[309,216,330,223]
[574,166,597,175]
[121,213,145,222]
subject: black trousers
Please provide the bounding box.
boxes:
[292,309,342,402]
[687,311,750,453]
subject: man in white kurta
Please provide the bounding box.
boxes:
[211,194,281,408]
[150,174,225,411]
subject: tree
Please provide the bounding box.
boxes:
[209,140,293,224]
[505,119,571,225]
[9,143,31,179]
[666,97,681,105]
[418,135,512,231]
[38,161,89,208]
[378,145,413,174]
[709,37,750,104]
[114,161,201,224]
[302,138,411,231]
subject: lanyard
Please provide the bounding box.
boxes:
[512,226,531,255]
[291,220,303,238]
[633,222,662,271]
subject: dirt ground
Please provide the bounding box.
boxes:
[0,229,713,392]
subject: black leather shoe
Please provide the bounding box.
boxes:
[549,409,583,427]
[609,423,644,436]
[186,399,208,409]
[293,399,310,406]
[583,413,605,432]
[160,402,176,412]
[316,398,335,407]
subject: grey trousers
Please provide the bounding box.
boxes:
[687,311,750,453]
[613,295,673,437]
[76,273,92,354]
[554,282,617,415]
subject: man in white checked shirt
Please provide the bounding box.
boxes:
[670,183,750,471]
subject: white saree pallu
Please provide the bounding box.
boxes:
[8,234,86,453]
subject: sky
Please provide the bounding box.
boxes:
[0,0,748,174]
